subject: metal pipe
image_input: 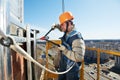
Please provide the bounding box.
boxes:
[97,48,100,80]
[26,25,32,80]
[62,0,65,13]
[45,39,60,47]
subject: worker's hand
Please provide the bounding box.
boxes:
[58,45,66,51]
[51,23,60,30]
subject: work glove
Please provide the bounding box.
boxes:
[51,23,60,30]
[58,45,66,51]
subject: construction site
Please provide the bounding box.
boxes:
[0,0,120,80]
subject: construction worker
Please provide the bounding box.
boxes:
[57,11,85,80]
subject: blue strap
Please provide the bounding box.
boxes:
[66,30,77,41]
[65,30,79,69]
[62,30,78,50]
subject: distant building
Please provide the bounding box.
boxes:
[115,56,120,69]
[85,40,120,65]
[85,50,109,63]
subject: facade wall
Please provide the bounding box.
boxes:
[0,0,26,80]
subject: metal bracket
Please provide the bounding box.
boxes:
[0,37,13,47]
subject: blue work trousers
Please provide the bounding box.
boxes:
[58,55,81,80]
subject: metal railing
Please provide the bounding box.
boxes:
[86,47,120,80]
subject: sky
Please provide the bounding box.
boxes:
[24,0,120,40]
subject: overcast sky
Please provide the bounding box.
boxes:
[24,0,120,40]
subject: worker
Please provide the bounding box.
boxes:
[57,11,85,80]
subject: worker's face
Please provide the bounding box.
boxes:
[60,22,72,32]
[60,22,67,32]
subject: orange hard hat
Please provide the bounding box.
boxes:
[59,12,74,25]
